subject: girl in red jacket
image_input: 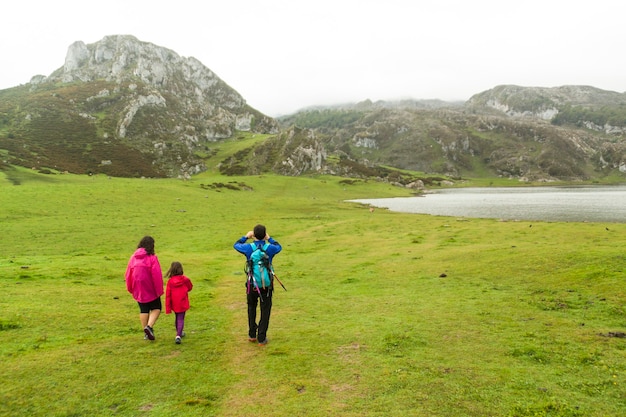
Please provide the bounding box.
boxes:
[165,262,193,344]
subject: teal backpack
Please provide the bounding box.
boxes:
[246,242,272,291]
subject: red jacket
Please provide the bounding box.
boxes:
[166,275,193,314]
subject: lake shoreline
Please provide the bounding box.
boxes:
[348,185,626,223]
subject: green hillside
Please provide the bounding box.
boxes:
[1,169,624,416]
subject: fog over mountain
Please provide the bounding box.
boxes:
[2,1,625,116]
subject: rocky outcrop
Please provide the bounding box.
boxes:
[118,93,167,138]
[279,129,327,175]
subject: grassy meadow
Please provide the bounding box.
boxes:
[1,165,625,416]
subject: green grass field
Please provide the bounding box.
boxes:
[1,166,625,416]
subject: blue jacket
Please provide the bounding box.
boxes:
[234,237,282,262]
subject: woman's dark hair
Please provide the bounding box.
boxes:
[253,224,266,240]
[166,261,184,278]
[137,236,155,255]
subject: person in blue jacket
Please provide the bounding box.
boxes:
[234,224,282,346]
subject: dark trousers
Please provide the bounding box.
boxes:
[247,288,272,342]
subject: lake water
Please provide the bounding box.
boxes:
[348,185,626,223]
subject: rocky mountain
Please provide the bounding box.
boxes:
[0,35,277,178]
[1,35,626,183]
[267,86,626,183]
[468,85,626,133]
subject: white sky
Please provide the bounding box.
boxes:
[1,0,625,116]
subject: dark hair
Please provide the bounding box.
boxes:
[137,236,155,255]
[166,261,184,278]
[253,224,266,240]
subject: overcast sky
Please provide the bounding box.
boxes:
[2,0,624,116]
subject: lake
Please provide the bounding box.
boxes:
[348,185,626,223]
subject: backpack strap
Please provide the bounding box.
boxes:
[259,243,269,289]
[251,242,271,252]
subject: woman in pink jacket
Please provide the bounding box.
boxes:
[125,236,164,341]
[165,261,193,344]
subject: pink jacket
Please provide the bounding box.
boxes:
[166,275,193,314]
[125,248,164,303]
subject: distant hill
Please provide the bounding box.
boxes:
[1,35,626,183]
[0,35,277,178]
[468,85,626,132]
[267,86,626,183]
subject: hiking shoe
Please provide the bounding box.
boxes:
[175,336,182,344]
[258,339,268,346]
[248,337,257,342]
[144,326,155,341]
